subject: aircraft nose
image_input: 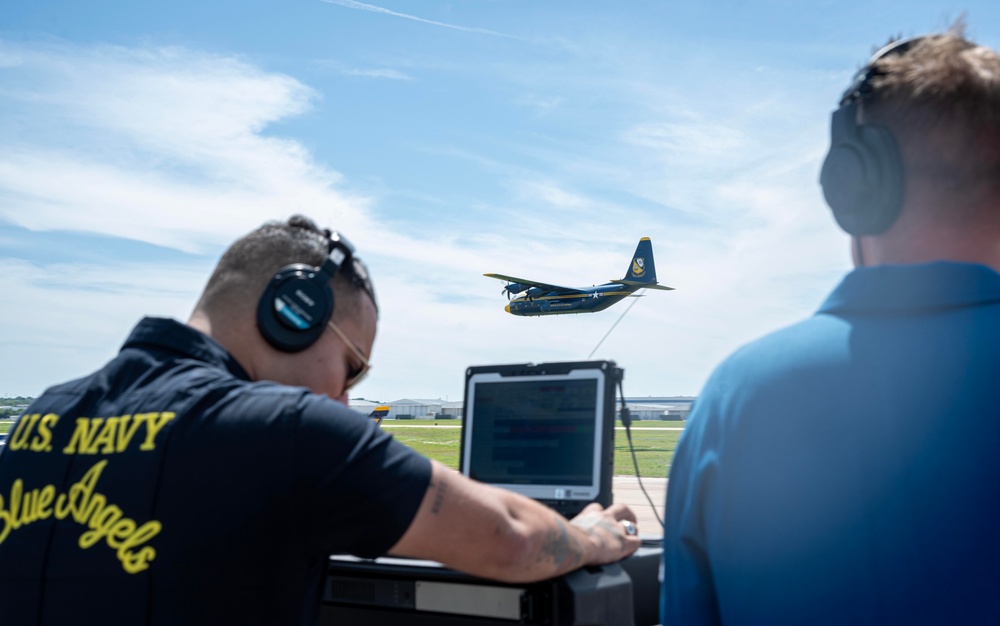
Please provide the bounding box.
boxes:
[505,304,511,313]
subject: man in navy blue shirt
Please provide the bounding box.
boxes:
[662,27,1000,625]
[0,215,640,625]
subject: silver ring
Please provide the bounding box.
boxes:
[620,520,637,536]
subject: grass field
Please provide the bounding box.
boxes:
[0,418,685,478]
[383,419,684,478]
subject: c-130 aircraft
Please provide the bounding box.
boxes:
[485,237,673,316]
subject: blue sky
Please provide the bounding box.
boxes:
[1,1,996,401]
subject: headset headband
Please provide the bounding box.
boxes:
[319,230,356,279]
[840,37,924,106]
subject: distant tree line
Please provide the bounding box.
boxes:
[0,397,35,418]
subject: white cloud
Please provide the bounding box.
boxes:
[0,51,21,68]
[623,119,747,164]
[317,59,416,80]
[352,63,853,401]
[0,35,857,402]
[513,94,564,113]
[345,68,415,80]
[0,41,367,253]
[0,258,209,396]
[514,180,590,210]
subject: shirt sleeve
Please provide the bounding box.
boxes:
[291,394,433,558]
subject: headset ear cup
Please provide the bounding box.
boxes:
[255,230,354,352]
[821,144,870,229]
[857,123,905,233]
[821,106,904,235]
[257,265,335,352]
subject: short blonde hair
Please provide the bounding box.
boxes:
[865,25,1000,189]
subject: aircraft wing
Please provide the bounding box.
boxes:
[483,273,588,294]
[611,279,675,291]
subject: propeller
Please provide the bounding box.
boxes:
[502,282,530,300]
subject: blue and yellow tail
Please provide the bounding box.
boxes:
[615,237,674,291]
[368,405,390,426]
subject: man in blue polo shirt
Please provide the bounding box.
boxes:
[662,27,1000,625]
[0,215,641,625]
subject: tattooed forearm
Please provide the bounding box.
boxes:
[539,517,584,571]
[430,479,449,515]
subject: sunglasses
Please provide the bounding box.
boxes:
[326,319,371,391]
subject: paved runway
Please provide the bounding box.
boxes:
[613,475,667,538]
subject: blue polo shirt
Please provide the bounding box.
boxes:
[0,317,432,625]
[662,262,1000,625]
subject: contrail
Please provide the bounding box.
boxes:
[319,0,520,39]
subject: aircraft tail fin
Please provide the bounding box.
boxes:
[368,405,390,426]
[616,237,673,290]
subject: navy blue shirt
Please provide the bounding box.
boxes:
[662,262,1000,625]
[0,317,432,625]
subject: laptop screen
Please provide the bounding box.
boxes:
[460,361,619,517]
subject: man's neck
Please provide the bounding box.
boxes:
[858,194,1000,273]
[187,310,261,381]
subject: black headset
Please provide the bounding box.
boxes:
[820,37,923,236]
[256,230,356,352]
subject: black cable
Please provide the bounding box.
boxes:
[588,289,643,359]
[617,378,665,530]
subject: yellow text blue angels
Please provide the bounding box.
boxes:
[485,238,673,316]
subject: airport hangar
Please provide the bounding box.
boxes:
[349,397,694,421]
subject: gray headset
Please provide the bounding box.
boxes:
[820,37,923,235]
